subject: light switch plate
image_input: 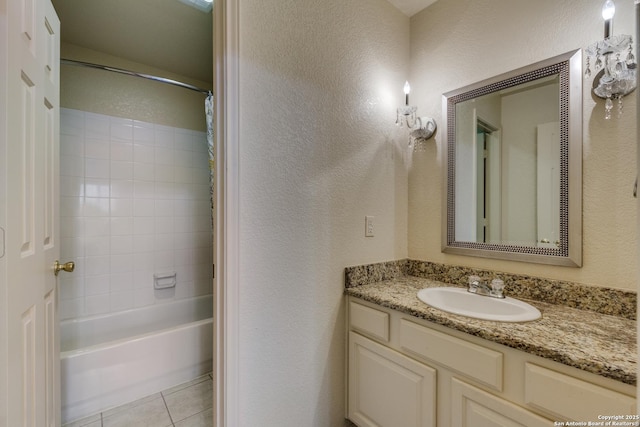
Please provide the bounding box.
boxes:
[365,216,374,237]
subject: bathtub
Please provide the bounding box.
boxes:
[61,295,213,424]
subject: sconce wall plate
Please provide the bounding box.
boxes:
[591,68,637,98]
[410,117,437,141]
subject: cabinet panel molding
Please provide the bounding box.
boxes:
[350,301,389,342]
[348,332,436,427]
[451,378,551,427]
[524,363,636,421]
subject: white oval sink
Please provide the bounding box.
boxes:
[417,287,541,322]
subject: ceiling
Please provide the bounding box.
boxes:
[386,0,438,17]
[51,0,213,83]
[50,0,435,84]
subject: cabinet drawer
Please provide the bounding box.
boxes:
[451,378,551,427]
[399,319,503,391]
[524,363,636,421]
[349,301,390,342]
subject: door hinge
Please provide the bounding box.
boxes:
[0,227,4,259]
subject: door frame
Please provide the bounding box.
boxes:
[213,0,240,425]
[635,2,640,414]
[0,1,8,422]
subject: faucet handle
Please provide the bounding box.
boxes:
[490,278,505,297]
[468,275,481,286]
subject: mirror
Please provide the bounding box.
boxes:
[442,50,582,267]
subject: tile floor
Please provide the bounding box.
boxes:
[63,374,213,427]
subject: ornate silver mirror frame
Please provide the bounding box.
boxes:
[442,49,582,267]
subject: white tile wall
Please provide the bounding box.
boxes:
[59,108,213,320]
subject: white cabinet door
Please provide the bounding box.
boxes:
[451,378,551,427]
[348,332,436,427]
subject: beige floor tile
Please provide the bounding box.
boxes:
[174,408,213,427]
[62,413,102,427]
[102,394,172,427]
[161,373,211,396]
[64,374,214,427]
[163,378,212,423]
[66,421,101,427]
[102,392,162,419]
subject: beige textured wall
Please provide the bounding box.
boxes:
[236,0,409,424]
[408,0,637,290]
[60,43,211,131]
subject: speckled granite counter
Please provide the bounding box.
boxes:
[345,264,637,386]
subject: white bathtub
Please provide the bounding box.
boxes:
[61,296,213,424]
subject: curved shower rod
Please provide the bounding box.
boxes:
[61,58,211,95]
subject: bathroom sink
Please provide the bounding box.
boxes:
[417,287,541,322]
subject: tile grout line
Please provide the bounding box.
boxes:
[64,373,213,426]
[160,391,175,426]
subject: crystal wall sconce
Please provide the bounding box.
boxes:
[584,0,637,119]
[395,81,437,142]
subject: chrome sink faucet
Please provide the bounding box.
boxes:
[467,275,505,299]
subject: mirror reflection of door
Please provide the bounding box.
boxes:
[475,119,501,244]
[536,121,560,248]
[444,50,582,266]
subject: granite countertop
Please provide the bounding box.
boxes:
[346,275,637,385]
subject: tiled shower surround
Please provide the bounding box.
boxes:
[59,108,213,320]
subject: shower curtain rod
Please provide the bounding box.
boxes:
[61,58,211,95]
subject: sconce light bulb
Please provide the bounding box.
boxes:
[602,0,615,20]
[404,81,411,106]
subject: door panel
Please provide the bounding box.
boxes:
[348,332,436,427]
[451,378,551,427]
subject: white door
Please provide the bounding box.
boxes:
[486,130,501,244]
[475,130,485,241]
[474,123,501,244]
[2,0,61,425]
[536,122,560,249]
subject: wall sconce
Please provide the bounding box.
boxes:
[584,0,637,119]
[395,81,437,141]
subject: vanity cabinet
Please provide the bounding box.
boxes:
[346,297,636,426]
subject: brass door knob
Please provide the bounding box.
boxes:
[540,238,550,243]
[54,260,75,276]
